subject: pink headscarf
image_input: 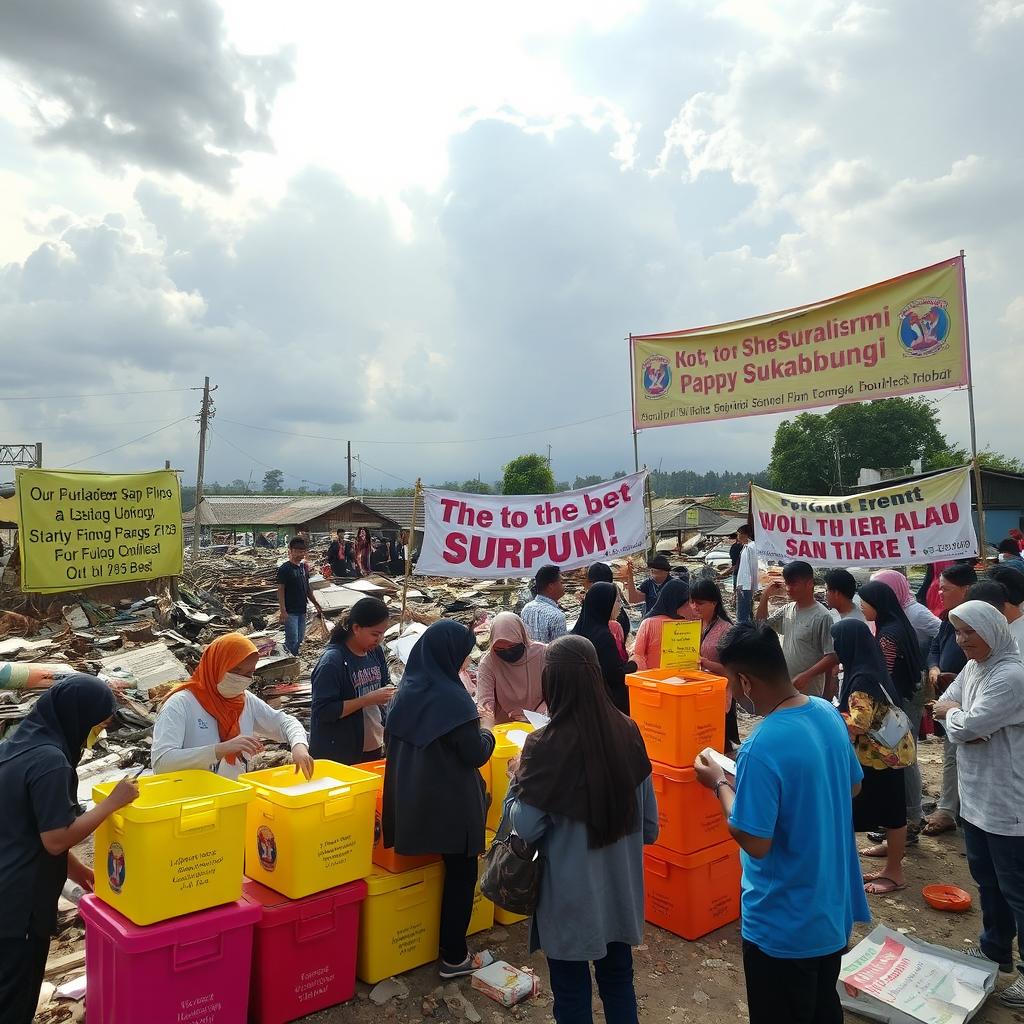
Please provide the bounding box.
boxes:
[871,569,913,608]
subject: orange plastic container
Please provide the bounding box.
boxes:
[649,761,731,856]
[626,669,727,767]
[363,761,440,874]
[643,841,740,940]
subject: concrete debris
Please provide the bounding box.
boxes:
[369,977,410,1005]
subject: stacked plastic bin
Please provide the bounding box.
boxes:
[236,760,379,1022]
[627,669,743,940]
[80,770,259,1024]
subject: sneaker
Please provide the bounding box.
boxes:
[439,951,494,979]
[1001,976,1024,1007]
[965,945,1015,974]
[865,827,919,847]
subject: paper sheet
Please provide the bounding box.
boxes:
[523,710,550,729]
[270,776,345,796]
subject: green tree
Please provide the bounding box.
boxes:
[927,447,1024,473]
[769,398,953,493]
[502,453,556,495]
[262,469,284,494]
[573,474,603,488]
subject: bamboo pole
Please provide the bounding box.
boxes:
[400,479,422,624]
[959,250,987,561]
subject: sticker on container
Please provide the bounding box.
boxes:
[107,842,126,894]
[374,810,382,849]
[257,825,278,872]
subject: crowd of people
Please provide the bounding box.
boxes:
[7,537,1024,1022]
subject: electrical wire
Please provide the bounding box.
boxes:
[63,416,194,468]
[0,387,194,402]
[208,426,332,490]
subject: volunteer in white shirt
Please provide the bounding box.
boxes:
[152,632,313,781]
[734,524,758,625]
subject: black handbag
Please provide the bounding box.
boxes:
[480,820,543,916]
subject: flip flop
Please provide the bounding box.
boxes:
[864,876,907,895]
[922,818,957,837]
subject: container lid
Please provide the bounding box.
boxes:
[239,759,381,808]
[626,669,727,692]
[364,862,444,896]
[93,770,253,823]
[649,760,699,783]
[242,877,368,918]
[79,894,260,953]
[491,722,534,757]
[643,839,738,870]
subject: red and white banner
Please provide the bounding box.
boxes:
[751,467,976,568]
[416,471,649,579]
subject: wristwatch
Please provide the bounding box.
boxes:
[714,779,734,797]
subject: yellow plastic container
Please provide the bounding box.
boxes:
[486,723,535,831]
[467,858,495,936]
[92,770,252,926]
[357,863,444,984]
[238,760,381,900]
[484,829,528,926]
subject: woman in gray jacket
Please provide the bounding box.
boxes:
[504,635,658,1024]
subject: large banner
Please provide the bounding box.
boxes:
[751,467,976,568]
[17,469,183,593]
[632,256,967,430]
[417,471,649,579]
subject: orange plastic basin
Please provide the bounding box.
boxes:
[922,884,972,912]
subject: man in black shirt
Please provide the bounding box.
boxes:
[277,536,324,656]
[729,533,743,592]
[327,529,353,578]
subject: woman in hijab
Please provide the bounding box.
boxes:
[505,636,658,1023]
[476,612,547,727]
[153,633,313,781]
[383,619,496,979]
[0,675,139,1024]
[871,570,941,657]
[934,602,1024,1005]
[586,562,632,643]
[857,581,925,704]
[571,582,633,713]
[690,578,739,749]
[832,620,915,896]
[632,577,694,672]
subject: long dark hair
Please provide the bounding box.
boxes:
[689,578,731,625]
[330,597,389,644]
[517,636,650,849]
[356,527,370,546]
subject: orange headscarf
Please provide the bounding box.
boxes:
[169,633,259,764]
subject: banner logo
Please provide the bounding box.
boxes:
[641,355,672,398]
[898,298,950,357]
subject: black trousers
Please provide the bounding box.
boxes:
[0,932,51,1024]
[440,853,478,965]
[742,940,844,1024]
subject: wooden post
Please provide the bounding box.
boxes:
[191,376,214,560]
[960,250,987,560]
[347,441,353,498]
[400,479,422,625]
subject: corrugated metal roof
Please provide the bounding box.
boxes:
[190,495,403,528]
[707,515,749,536]
[361,496,423,529]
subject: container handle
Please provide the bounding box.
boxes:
[295,910,336,943]
[645,857,670,879]
[327,785,353,799]
[632,691,663,707]
[111,812,126,834]
[322,794,356,819]
[395,881,427,911]
[181,798,215,815]
[179,800,218,833]
[174,933,223,971]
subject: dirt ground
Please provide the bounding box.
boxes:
[39,734,1018,1023]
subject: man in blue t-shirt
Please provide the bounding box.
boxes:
[695,623,870,1024]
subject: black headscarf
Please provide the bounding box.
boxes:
[387,619,479,748]
[858,580,925,698]
[586,564,632,639]
[647,577,691,620]
[517,636,650,849]
[0,674,116,796]
[572,583,629,710]
[831,619,892,713]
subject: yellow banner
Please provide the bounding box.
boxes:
[16,469,183,593]
[632,256,967,429]
[659,619,701,670]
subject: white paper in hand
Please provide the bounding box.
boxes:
[522,710,550,729]
[705,749,737,776]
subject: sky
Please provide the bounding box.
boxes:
[0,0,1021,493]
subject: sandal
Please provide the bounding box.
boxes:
[863,876,907,895]
[860,843,889,859]
[922,817,957,837]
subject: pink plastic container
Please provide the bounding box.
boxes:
[80,894,260,1024]
[242,878,367,1024]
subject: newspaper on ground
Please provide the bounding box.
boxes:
[838,926,997,1024]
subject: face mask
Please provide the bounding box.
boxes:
[495,644,526,664]
[84,726,105,750]
[217,672,252,699]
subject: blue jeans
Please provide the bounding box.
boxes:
[546,942,637,1024]
[736,588,754,625]
[283,613,306,656]
[962,818,1024,970]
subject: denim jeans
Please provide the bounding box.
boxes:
[962,818,1024,970]
[283,613,306,656]
[546,942,637,1024]
[736,589,754,625]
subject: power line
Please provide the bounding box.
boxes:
[216,408,632,446]
[208,426,332,490]
[354,454,415,488]
[63,416,193,468]
[0,387,194,402]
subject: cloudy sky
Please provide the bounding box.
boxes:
[1,0,1021,493]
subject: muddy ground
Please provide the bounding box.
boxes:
[38,732,1018,1024]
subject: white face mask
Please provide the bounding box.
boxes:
[217,672,252,699]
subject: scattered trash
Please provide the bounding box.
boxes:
[471,962,540,1007]
[369,977,410,1005]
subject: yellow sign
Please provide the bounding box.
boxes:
[16,469,183,593]
[659,619,701,670]
[632,256,967,429]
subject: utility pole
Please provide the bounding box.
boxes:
[191,377,217,559]
[347,441,353,497]
[547,444,552,467]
